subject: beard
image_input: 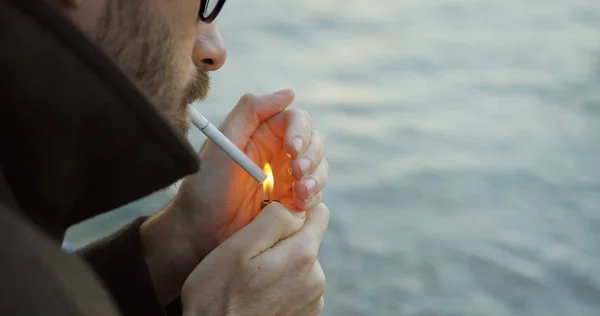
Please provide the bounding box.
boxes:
[93,0,210,135]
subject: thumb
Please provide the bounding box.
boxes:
[226,202,306,260]
[218,89,295,147]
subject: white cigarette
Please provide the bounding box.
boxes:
[189,107,267,183]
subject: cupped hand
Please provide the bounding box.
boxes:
[172,89,328,257]
[181,202,330,316]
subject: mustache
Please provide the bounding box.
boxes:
[184,66,211,105]
[170,67,211,136]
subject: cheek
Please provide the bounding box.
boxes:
[156,0,198,59]
[157,0,198,30]
[174,25,199,83]
[169,38,197,91]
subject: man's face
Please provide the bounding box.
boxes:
[62,0,227,134]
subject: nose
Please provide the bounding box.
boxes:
[192,23,227,71]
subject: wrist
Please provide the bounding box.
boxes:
[169,185,223,260]
[139,201,204,305]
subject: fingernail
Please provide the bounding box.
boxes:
[293,137,303,154]
[298,158,311,175]
[274,89,292,96]
[295,211,307,219]
[303,178,317,196]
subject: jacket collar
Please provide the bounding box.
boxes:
[0,0,199,238]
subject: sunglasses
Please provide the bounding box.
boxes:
[199,0,227,24]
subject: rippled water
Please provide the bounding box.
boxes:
[66,0,600,315]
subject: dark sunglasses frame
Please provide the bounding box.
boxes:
[199,0,227,24]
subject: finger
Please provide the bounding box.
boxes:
[278,203,330,268]
[294,159,328,201]
[291,130,326,180]
[295,190,323,211]
[283,109,313,158]
[298,296,325,316]
[218,90,295,147]
[227,202,306,260]
[296,203,331,256]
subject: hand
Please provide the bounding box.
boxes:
[173,89,329,256]
[139,89,329,305]
[181,202,330,316]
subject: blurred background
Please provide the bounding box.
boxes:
[66,0,600,315]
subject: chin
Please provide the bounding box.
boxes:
[165,103,191,136]
[178,112,191,136]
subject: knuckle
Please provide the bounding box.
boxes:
[239,93,257,105]
[312,130,326,153]
[317,203,331,221]
[296,235,319,264]
[312,264,327,295]
[313,191,324,204]
[315,130,325,144]
[298,108,310,118]
[295,109,312,125]
[320,159,329,175]
[308,191,323,208]
[306,193,318,207]
[316,131,327,149]
[306,112,313,126]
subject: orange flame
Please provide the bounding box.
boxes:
[262,163,274,195]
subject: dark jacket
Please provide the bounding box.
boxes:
[0,0,200,315]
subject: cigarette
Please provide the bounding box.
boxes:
[189,107,267,183]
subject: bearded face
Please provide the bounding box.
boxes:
[93,0,213,135]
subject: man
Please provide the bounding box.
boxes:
[0,0,330,315]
